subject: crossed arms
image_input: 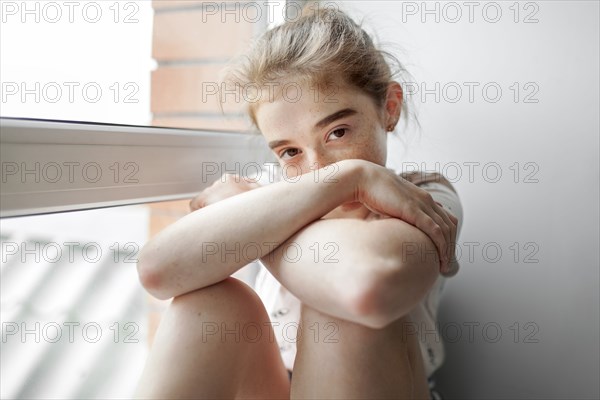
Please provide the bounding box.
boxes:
[137,159,456,329]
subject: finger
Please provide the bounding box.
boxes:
[189,194,205,212]
[243,179,262,189]
[415,209,448,271]
[224,173,245,184]
[447,212,459,225]
[444,210,459,277]
[432,213,450,272]
[434,202,457,272]
[440,208,458,268]
[443,257,460,277]
[429,209,453,272]
[242,176,260,185]
[420,199,451,271]
[446,210,458,269]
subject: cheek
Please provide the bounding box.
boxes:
[352,130,387,164]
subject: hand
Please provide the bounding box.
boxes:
[189,174,262,212]
[353,160,458,274]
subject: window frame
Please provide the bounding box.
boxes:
[0,117,269,218]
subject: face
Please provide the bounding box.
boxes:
[254,77,402,218]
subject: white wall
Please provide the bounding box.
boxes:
[336,1,599,398]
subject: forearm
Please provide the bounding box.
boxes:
[137,160,361,300]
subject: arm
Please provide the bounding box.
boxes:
[137,159,360,300]
[260,216,440,329]
[139,158,456,312]
[261,172,460,329]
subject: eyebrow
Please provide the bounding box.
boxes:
[267,108,358,149]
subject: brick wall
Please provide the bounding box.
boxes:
[144,0,268,347]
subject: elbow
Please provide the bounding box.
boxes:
[344,259,400,330]
[345,256,435,330]
[346,277,396,330]
[136,250,173,301]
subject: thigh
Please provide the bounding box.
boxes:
[291,303,430,400]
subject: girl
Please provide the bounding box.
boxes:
[134,5,463,400]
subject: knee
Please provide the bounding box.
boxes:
[170,277,267,322]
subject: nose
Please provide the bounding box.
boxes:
[306,150,336,172]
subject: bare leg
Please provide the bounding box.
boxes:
[291,303,430,400]
[134,277,290,399]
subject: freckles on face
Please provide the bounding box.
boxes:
[254,79,389,174]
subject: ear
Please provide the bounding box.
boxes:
[383,81,403,130]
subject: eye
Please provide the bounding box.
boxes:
[327,128,347,141]
[279,148,300,160]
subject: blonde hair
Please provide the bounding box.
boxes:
[220,4,419,138]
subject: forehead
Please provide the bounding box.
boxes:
[254,77,376,136]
